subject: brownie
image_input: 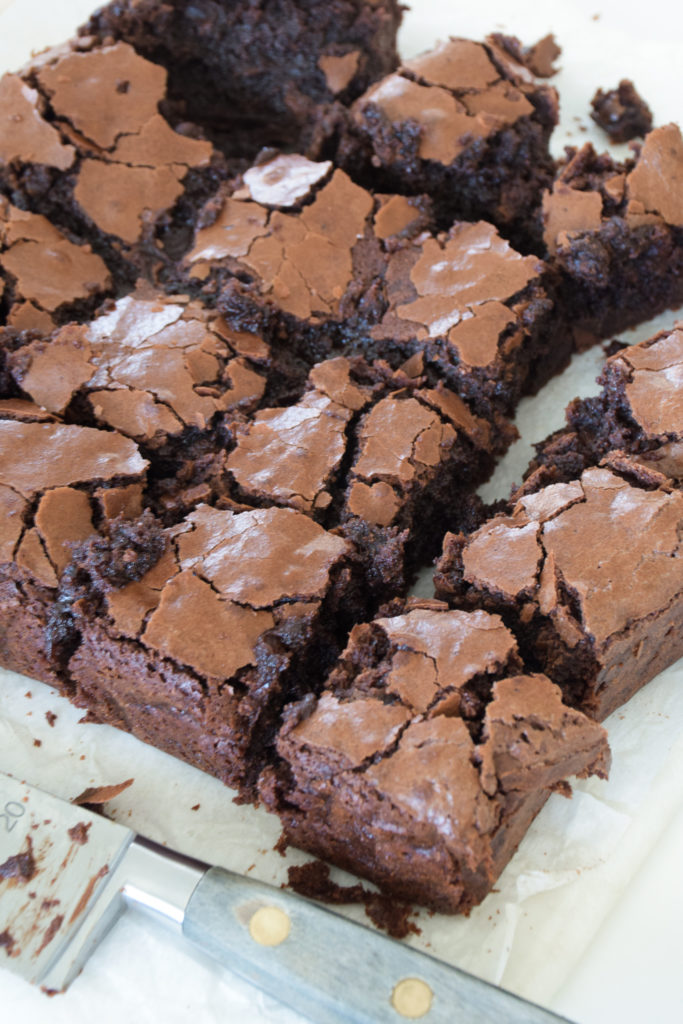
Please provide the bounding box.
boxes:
[335,36,559,247]
[590,80,653,143]
[541,126,683,341]
[488,33,561,79]
[0,197,111,330]
[226,354,499,594]
[1,287,497,592]
[367,219,564,418]
[57,503,366,796]
[435,466,683,720]
[183,151,565,421]
[0,284,286,520]
[80,0,403,158]
[261,599,609,912]
[523,325,683,491]
[0,39,226,287]
[0,406,148,686]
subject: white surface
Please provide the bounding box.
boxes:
[1,2,682,1023]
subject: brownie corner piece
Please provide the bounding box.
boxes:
[262,599,609,912]
[435,467,683,720]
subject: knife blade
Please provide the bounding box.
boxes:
[0,770,572,1023]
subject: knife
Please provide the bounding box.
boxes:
[0,770,570,1023]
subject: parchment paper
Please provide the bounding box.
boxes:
[1,1,681,1021]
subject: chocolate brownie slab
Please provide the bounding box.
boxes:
[183,153,564,421]
[337,36,558,247]
[435,467,683,720]
[523,325,683,490]
[0,197,111,330]
[541,126,683,341]
[58,504,365,796]
[261,600,609,912]
[81,0,402,158]
[0,39,224,286]
[0,407,148,685]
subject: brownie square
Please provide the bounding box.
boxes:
[0,406,148,686]
[435,467,683,720]
[0,39,226,288]
[183,152,565,421]
[0,197,111,330]
[523,325,683,491]
[0,284,285,521]
[336,36,559,248]
[367,219,563,419]
[80,0,403,158]
[261,599,609,912]
[541,125,683,341]
[58,504,366,796]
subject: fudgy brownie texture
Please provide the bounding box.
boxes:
[0,38,226,288]
[335,36,559,248]
[0,403,148,686]
[80,0,402,158]
[56,503,367,797]
[261,598,609,912]
[541,125,683,342]
[0,197,111,330]
[590,80,653,143]
[522,326,683,491]
[435,467,683,720]
[182,152,564,422]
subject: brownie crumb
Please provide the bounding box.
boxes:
[67,822,92,845]
[590,80,653,142]
[191,804,200,811]
[287,861,420,939]
[45,711,57,727]
[33,738,42,748]
[0,836,37,882]
[0,929,16,955]
[72,779,134,805]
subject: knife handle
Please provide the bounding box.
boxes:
[183,866,569,1024]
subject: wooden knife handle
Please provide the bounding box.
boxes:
[183,867,570,1024]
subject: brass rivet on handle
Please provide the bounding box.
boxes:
[391,977,433,1018]
[248,905,291,946]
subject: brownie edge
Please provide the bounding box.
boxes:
[261,600,609,912]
